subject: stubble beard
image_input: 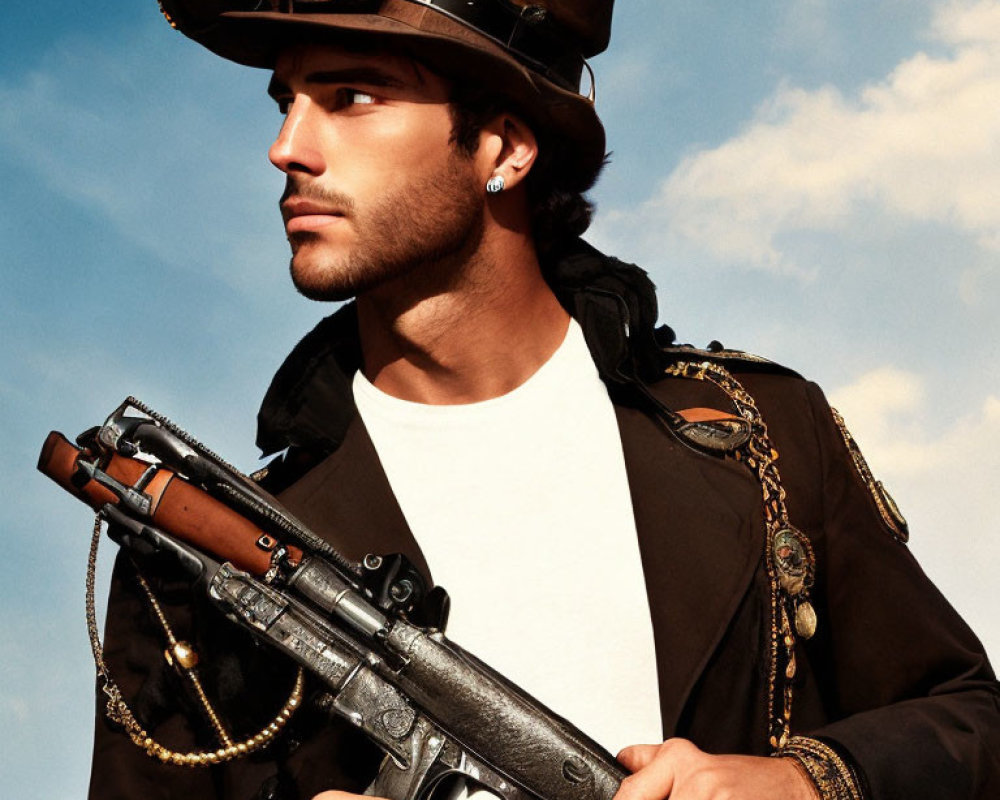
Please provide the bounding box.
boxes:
[285,154,485,303]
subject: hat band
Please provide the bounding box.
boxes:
[280,0,585,91]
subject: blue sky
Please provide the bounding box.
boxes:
[2,2,998,796]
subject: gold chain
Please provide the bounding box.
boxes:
[132,571,234,747]
[665,361,817,750]
[86,514,305,766]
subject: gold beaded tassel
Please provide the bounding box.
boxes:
[135,572,235,749]
[86,513,305,766]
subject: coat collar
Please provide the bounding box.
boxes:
[275,413,432,584]
[255,238,671,463]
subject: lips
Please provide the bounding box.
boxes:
[281,197,346,233]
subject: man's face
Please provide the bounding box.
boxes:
[268,43,486,302]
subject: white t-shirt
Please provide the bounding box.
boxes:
[353,318,661,754]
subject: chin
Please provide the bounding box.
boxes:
[289,259,358,302]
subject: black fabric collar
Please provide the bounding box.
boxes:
[255,238,670,460]
[256,302,362,458]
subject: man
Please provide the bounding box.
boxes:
[90,2,1000,799]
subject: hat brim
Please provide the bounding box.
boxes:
[171,7,606,180]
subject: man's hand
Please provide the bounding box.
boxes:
[312,739,818,800]
[615,739,818,800]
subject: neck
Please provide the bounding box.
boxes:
[356,226,570,405]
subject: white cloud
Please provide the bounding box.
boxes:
[628,0,1000,273]
[830,365,1000,480]
[827,366,931,473]
[936,0,1000,42]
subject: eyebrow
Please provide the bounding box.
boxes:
[267,67,410,100]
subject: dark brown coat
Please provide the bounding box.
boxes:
[89,250,1000,799]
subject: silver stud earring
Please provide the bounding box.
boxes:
[486,175,506,194]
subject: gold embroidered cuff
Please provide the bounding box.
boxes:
[775,736,864,800]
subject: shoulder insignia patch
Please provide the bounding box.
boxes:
[830,408,909,543]
[707,347,777,365]
[659,344,802,378]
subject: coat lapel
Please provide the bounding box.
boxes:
[276,413,432,585]
[615,398,764,737]
[275,368,764,740]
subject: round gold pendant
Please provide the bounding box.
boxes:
[166,641,200,669]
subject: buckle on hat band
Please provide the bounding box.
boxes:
[280,0,588,95]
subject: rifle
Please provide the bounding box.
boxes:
[38,398,627,800]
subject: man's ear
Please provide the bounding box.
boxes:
[480,113,538,190]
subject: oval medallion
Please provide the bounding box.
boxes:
[795,601,818,640]
[676,418,752,453]
[771,527,813,596]
[876,480,909,542]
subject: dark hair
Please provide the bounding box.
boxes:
[448,83,604,255]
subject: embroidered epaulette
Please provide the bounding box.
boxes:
[659,341,803,378]
[829,408,910,543]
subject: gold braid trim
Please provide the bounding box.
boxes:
[665,361,817,750]
[829,408,909,543]
[86,514,305,766]
[775,736,865,800]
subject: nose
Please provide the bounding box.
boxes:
[268,96,325,176]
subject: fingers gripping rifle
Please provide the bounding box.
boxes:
[38,398,626,800]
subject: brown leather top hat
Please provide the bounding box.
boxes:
[158,0,612,178]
